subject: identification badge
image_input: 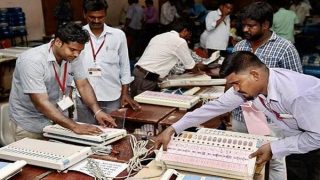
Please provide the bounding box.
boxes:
[57,96,74,111]
[88,67,102,77]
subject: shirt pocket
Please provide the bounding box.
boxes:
[102,46,119,65]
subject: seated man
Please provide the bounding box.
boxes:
[130,20,201,97]
[8,22,116,141]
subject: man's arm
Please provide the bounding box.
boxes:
[155,88,245,149]
[117,31,140,110]
[281,44,303,73]
[270,95,320,159]
[29,93,102,135]
[75,78,116,127]
[121,84,141,110]
[205,11,226,31]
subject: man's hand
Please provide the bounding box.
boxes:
[249,143,273,165]
[121,94,141,111]
[71,123,103,135]
[154,126,176,151]
[95,111,117,128]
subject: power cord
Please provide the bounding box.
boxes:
[85,134,167,179]
[126,134,155,178]
[91,145,113,156]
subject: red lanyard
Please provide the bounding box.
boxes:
[258,96,282,120]
[89,35,106,63]
[52,62,68,95]
[49,43,68,95]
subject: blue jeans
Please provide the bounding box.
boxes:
[76,96,120,125]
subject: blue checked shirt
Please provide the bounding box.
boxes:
[232,32,302,123]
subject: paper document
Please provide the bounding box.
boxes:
[69,158,128,178]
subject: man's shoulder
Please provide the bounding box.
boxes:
[19,44,48,62]
[207,10,218,16]
[106,25,125,34]
[271,33,295,48]
[234,40,250,50]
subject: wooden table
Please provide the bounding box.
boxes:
[159,109,229,131]
[110,104,176,135]
[11,136,137,180]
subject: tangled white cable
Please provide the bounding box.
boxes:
[126,134,155,178]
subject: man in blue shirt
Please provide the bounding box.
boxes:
[9,22,116,141]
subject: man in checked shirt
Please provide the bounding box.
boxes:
[230,2,303,180]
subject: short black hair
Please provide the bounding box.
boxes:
[239,1,273,26]
[145,0,153,5]
[83,0,108,13]
[219,51,266,77]
[219,0,234,6]
[128,0,139,4]
[55,22,89,44]
[171,19,194,33]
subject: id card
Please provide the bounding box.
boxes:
[88,67,102,77]
[57,96,74,111]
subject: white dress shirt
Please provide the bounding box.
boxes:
[78,24,133,101]
[136,31,195,78]
[172,68,320,159]
[126,3,144,30]
[200,9,230,50]
[160,1,177,25]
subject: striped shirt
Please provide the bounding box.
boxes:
[232,32,302,123]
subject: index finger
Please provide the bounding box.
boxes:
[130,101,141,111]
[107,117,117,127]
[249,150,259,159]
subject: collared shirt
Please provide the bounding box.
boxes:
[79,24,133,101]
[200,9,230,50]
[232,32,302,123]
[160,1,177,25]
[172,68,320,159]
[9,42,86,133]
[126,3,144,30]
[272,8,299,43]
[135,31,195,78]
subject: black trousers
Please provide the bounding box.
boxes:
[130,67,160,97]
[286,149,320,180]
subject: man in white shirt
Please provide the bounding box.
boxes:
[200,0,234,57]
[160,0,178,32]
[77,0,140,125]
[130,20,200,97]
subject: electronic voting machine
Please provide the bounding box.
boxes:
[156,129,276,180]
[0,138,91,170]
[134,91,200,109]
[158,73,226,88]
[43,123,127,146]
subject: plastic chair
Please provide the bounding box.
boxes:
[0,103,15,146]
